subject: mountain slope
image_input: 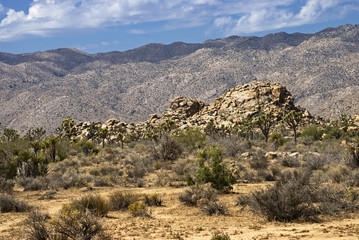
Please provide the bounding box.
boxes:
[0,24,358,133]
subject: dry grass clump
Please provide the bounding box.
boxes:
[178,185,218,206]
[25,208,109,240]
[211,231,231,240]
[178,185,228,215]
[108,191,141,211]
[128,201,151,217]
[68,194,109,217]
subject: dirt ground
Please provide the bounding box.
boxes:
[2,183,359,240]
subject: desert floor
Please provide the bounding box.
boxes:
[2,182,359,240]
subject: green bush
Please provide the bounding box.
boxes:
[186,145,235,192]
[301,125,324,141]
[176,128,206,151]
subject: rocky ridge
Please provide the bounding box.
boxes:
[75,82,312,139]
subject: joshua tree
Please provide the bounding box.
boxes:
[44,135,59,162]
[58,116,77,139]
[97,128,109,148]
[283,110,303,143]
[240,118,254,141]
[117,132,126,149]
[255,112,276,143]
[3,128,19,142]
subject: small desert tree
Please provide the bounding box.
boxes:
[255,112,276,143]
[283,110,303,143]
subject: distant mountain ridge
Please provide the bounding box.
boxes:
[0,24,358,133]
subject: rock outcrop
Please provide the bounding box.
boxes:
[75,82,313,139]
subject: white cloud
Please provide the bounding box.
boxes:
[0,0,357,41]
[215,0,358,35]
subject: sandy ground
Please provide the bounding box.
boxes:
[1,183,359,240]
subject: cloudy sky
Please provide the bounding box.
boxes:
[0,0,358,54]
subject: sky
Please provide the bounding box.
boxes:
[0,0,358,54]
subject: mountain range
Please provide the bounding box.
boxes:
[0,24,358,133]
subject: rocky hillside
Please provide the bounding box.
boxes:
[0,24,358,133]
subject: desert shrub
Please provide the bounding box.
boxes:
[186,145,235,192]
[303,154,328,170]
[93,177,113,187]
[176,128,206,151]
[328,165,350,183]
[68,194,109,217]
[25,210,51,240]
[178,185,218,206]
[280,157,300,168]
[241,176,318,221]
[143,193,162,206]
[270,132,286,150]
[77,140,100,156]
[345,138,359,168]
[0,194,31,212]
[345,170,359,187]
[59,170,87,189]
[301,125,324,141]
[17,177,48,191]
[198,198,229,216]
[127,164,146,179]
[128,201,150,217]
[323,126,345,140]
[239,169,359,222]
[217,136,243,157]
[108,191,140,211]
[52,207,105,240]
[151,134,182,162]
[0,177,14,192]
[211,231,231,240]
[172,159,191,176]
[249,151,269,170]
[155,171,172,187]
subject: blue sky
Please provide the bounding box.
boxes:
[0,0,358,54]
